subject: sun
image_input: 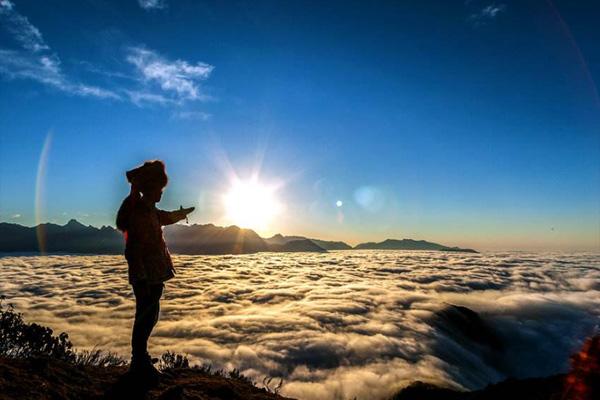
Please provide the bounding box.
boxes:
[223,178,282,231]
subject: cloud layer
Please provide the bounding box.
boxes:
[0,251,598,400]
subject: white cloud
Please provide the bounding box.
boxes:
[138,0,167,10]
[171,110,211,121]
[74,84,120,99]
[0,0,48,52]
[481,4,506,18]
[0,1,120,99]
[125,89,173,106]
[0,1,213,112]
[468,3,506,25]
[126,47,214,102]
[0,50,120,99]
[10,213,21,219]
[0,50,60,86]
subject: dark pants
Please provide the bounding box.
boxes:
[131,282,164,360]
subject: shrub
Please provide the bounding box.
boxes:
[229,368,254,385]
[159,350,190,370]
[262,376,284,395]
[0,296,129,368]
[0,296,75,361]
[74,348,126,367]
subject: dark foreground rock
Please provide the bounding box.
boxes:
[391,333,599,400]
[390,375,564,400]
[0,357,294,400]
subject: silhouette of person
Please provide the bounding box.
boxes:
[116,160,194,381]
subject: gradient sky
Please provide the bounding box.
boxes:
[1,0,599,250]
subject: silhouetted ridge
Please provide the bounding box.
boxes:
[64,219,86,229]
[266,239,326,253]
[354,239,477,253]
[389,376,565,400]
[0,221,477,254]
[0,221,123,254]
[433,305,504,351]
[265,234,288,246]
[264,234,352,250]
[164,223,269,254]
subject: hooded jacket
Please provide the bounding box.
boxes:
[117,194,178,284]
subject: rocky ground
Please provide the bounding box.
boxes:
[0,357,293,400]
[0,355,596,400]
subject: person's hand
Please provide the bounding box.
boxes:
[180,206,195,215]
[175,206,195,222]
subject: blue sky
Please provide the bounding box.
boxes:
[0,0,599,250]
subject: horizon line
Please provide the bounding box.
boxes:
[2,218,599,253]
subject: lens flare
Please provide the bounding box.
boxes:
[35,131,52,254]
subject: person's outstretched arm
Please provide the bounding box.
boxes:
[157,207,195,226]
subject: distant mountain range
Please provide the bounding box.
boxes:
[264,234,352,250]
[0,219,123,254]
[354,238,477,253]
[0,220,477,255]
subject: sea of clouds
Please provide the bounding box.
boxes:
[0,251,599,400]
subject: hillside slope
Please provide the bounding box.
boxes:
[0,357,293,400]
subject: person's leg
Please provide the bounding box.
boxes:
[149,283,164,332]
[131,282,164,365]
[131,282,150,362]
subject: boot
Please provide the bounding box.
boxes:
[129,353,161,384]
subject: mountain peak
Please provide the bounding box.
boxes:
[65,219,85,228]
